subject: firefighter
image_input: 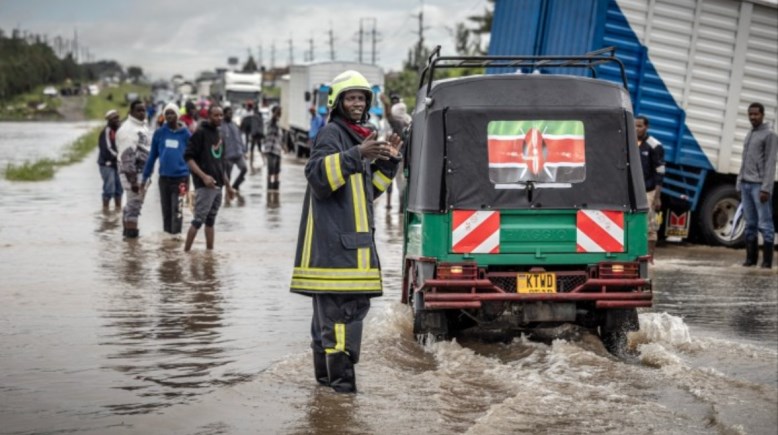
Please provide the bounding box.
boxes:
[290,70,403,393]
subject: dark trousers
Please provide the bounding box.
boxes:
[227,156,248,190]
[265,153,281,176]
[311,294,370,392]
[158,176,188,234]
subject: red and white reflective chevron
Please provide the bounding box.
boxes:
[576,210,625,253]
[452,210,500,254]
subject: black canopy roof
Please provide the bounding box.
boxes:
[406,74,647,213]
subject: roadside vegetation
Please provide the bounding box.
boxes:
[85,83,151,120]
[0,84,64,120]
[4,126,102,181]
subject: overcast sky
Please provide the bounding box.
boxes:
[0,0,490,80]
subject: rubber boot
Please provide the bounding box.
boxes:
[313,352,329,386]
[326,352,356,393]
[743,238,758,267]
[761,244,773,269]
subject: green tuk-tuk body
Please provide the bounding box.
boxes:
[401,49,652,354]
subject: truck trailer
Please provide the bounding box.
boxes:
[280,61,384,157]
[489,0,778,246]
[214,71,262,108]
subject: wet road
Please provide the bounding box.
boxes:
[1,122,776,434]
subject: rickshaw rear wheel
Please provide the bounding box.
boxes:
[598,308,638,357]
[413,310,450,343]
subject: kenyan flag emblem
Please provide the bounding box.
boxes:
[487,120,586,186]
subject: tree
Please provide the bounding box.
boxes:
[126,66,143,83]
[242,55,258,72]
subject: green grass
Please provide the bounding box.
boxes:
[0,83,64,120]
[85,83,150,120]
[4,126,103,181]
[4,159,57,181]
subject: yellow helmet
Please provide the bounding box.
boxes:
[327,70,373,110]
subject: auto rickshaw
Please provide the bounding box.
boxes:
[401,47,652,355]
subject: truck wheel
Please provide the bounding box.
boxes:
[412,292,449,342]
[599,308,638,357]
[413,310,449,343]
[698,184,745,247]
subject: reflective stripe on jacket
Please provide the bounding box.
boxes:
[291,118,399,296]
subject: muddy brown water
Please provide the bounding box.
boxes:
[1,123,776,434]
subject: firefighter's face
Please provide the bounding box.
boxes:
[635,118,647,140]
[341,90,366,122]
[748,107,764,128]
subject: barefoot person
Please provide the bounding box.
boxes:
[183,105,234,251]
[142,102,191,236]
[97,109,123,210]
[117,100,150,238]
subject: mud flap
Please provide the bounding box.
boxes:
[602,308,639,332]
[413,292,449,341]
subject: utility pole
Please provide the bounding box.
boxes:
[356,19,364,63]
[287,37,294,66]
[412,1,430,69]
[270,40,276,70]
[327,23,336,60]
[73,28,79,63]
[368,18,380,65]
[258,44,263,70]
[307,36,314,62]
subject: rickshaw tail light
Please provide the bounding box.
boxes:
[437,262,478,280]
[598,262,639,279]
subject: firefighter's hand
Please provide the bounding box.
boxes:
[759,191,769,203]
[358,132,390,160]
[386,132,403,158]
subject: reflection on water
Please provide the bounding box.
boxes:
[98,240,240,414]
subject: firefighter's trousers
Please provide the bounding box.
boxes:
[310,294,371,393]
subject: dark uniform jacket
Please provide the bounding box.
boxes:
[291,118,400,297]
[639,135,665,192]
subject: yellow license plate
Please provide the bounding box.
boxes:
[517,272,557,293]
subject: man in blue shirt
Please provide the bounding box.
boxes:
[308,106,327,146]
[142,102,192,235]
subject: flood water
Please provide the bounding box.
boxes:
[1,122,776,434]
[0,121,100,166]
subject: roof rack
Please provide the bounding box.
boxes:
[418,46,629,97]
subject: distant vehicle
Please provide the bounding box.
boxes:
[88,84,100,96]
[213,71,262,108]
[42,86,58,97]
[125,92,139,103]
[280,61,384,157]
